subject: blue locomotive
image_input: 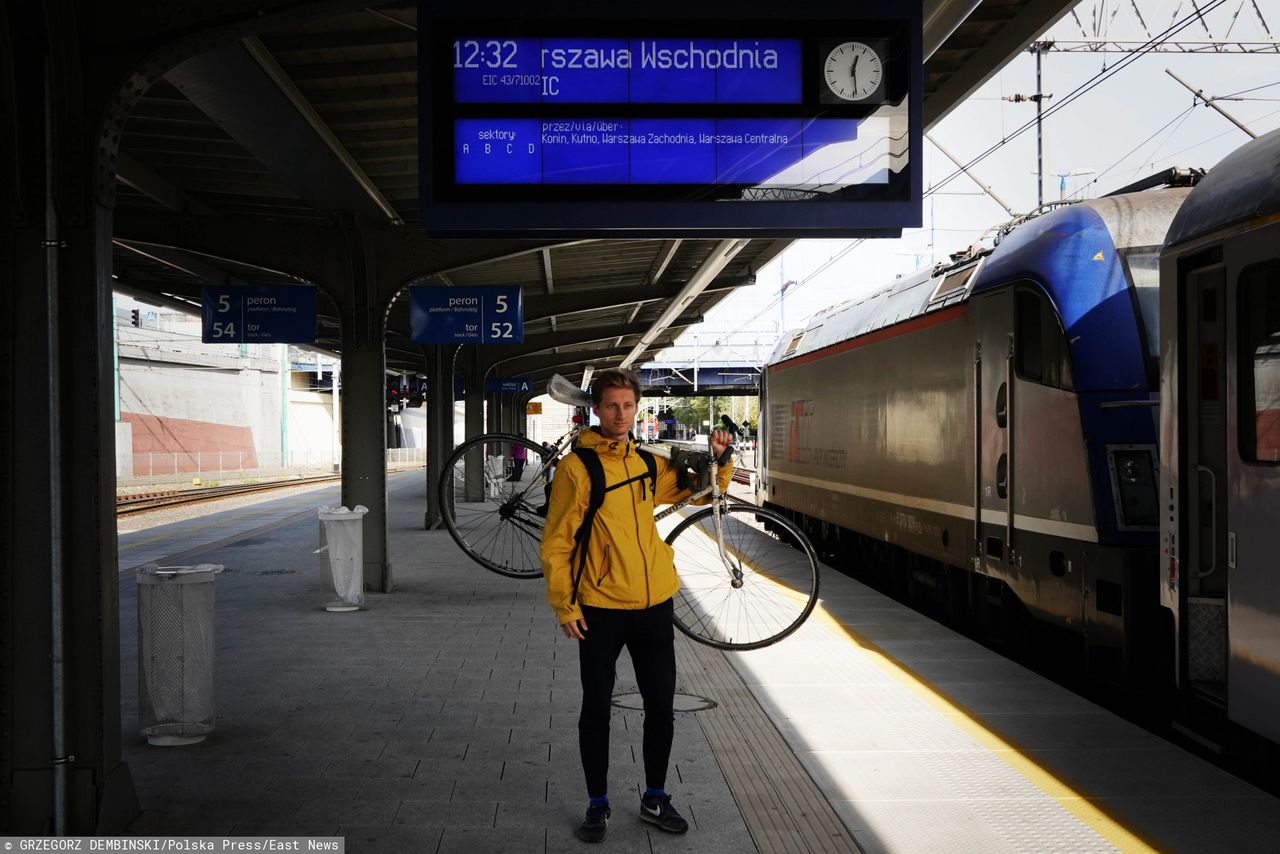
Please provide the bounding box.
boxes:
[759,183,1192,674]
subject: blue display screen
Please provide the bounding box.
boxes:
[453,38,801,104]
[421,8,923,234]
[456,117,862,185]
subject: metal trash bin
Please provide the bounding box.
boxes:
[136,563,222,746]
[317,505,368,612]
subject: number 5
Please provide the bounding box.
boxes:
[217,294,231,312]
[495,294,508,313]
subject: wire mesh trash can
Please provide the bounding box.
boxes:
[317,505,368,612]
[136,563,223,746]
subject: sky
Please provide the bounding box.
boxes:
[667,0,1280,363]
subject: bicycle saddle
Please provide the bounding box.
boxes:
[547,373,591,408]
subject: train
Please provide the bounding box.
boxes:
[758,182,1189,676]
[1159,127,1280,747]
[755,128,1280,748]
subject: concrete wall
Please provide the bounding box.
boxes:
[526,395,576,446]
[399,406,427,448]
[287,388,340,465]
[116,326,285,470]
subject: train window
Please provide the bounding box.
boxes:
[929,261,981,302]
[781,332,805,359]
[1238,260,1280,464]
[1016,287,1075,390]
[1118,246,1161,388]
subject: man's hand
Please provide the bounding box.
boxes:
[562,617,588,640]
[709,429,732,462]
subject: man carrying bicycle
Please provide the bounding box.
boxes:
[540,368,732,844]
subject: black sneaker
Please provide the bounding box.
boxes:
[639,793,689,834]
[576,803,611,843]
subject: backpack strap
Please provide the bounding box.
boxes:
[567,446,659,605]
[635,447,658,501]
[569,448,605,606]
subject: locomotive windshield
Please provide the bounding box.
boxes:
[1118,244,1161,387]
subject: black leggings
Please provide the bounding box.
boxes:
[577,599,676,799]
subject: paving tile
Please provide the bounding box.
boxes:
[451,776,549,803]
[338,824,444,854]
[321,757,419,779]
[253,775,367,799]
[393,798,499,827]
[436,825,548,854]
[293,796,400,826]
[130,480,1280,854]
[357,776,457,803]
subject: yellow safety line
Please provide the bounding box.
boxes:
[809,605,1160,853]
[672,515,1159,852]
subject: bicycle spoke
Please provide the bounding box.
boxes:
[667,505,818,650]
[439,433,550,578]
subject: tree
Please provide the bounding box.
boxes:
[671,397,710,433]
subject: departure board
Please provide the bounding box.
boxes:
[418,2,921,236]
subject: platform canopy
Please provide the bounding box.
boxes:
[106,0,1080,389]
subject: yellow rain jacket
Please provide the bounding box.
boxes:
[541,428,733,625]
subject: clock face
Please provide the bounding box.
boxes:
[823,41,883,102]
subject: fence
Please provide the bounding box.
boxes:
[120,447,425,486]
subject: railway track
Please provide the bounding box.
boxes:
[116,475,341,515]
[116,464,751,516]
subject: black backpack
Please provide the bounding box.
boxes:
[568,446,657,605]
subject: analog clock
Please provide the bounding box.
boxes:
[823,41,884,102]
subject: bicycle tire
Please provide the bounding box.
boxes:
[665,503,819,650]
[438,432,551,579]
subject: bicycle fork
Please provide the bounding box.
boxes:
[708,455,745,588]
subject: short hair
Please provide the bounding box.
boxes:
[590,368,642,406]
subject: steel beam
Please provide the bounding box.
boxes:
[524,276,745,322]
[114,153,217,215]
[495,347,634,379]
[621,239,750,368]
[167,41,387,216]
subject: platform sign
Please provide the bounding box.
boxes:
[486,378,534,393]
[527,401,543,414]
[201,285,316,344]
[418,1,921,236]
[409,285,524,344]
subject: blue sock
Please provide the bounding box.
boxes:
[645,787,666,799]
[590,795,609,808]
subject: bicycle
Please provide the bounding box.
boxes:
[438,376,820,650]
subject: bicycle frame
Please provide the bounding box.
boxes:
[532,373,742,586]
[651,446,744,588]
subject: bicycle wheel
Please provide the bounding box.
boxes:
[665,503,819,650]
[438,432,551,578]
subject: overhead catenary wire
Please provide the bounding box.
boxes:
[739,2,1218,331]
[736,240,866,329]
[712,0,1254,343]
[927,0,1228,198]
[1061,103,1195,198]
[1129,107,1197,177]
[1070,74,1280,197]
[1156,104,1280,160]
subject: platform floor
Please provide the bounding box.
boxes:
[118,470,1280,852]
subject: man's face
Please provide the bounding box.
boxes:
[593,385,638,441]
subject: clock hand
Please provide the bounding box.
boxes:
[851,55,859,90]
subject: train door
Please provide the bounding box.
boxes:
[975,290,1014,570]
[1181,259,1228,699]
[1225,247,1280,743]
